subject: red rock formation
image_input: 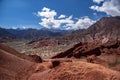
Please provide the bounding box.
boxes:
[0,43,120,80]
[28,55,42,63]
[52,40,120,59]
[52,42,101,58]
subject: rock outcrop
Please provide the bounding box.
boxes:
[0,43,120,80]
[52,40,120,58]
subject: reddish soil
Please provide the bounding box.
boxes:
[52,40,120,70]
[0,41,120,80]
[0,48,36,80]
[29,61,120,80]
[111,64,120,72]
[0,43,42,63]
[0,43,22,56]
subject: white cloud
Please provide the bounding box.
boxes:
[42,7,50,12]
[58,15,66,19]
[90,0,120,16]
[37,7,57,19]
[37,7,96,30]
[65,16,96,30]
[93,0,104,4]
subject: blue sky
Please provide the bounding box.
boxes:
[0,0,120,30]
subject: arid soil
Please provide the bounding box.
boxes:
[0,40,120,80]
[52,40,120,70]
[0,47,36,80]
[0,43,42,63]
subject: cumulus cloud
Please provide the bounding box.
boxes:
[37,7,57,19]
[65,16,96,30]
[37,7,96,30]
[58,15,66,19]
[93,0,104,4]
[90,0,120,16]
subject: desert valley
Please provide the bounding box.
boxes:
[0,16,120,80]
[1,0,120,80]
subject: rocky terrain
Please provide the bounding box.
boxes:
[0,16,120,80]
[52,40,120,70]
[0,43,120,80]
[62,16,120,43]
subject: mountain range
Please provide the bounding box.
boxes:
[0,16,120,44]
[56,16,120,44]
[0,28,70,40]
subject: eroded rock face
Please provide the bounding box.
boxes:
[52,40,120,69]
[51,60,61,68]
[52,42,101,58]
[28,55,42,63]
[1,42,120,80]
[52,40,120,59]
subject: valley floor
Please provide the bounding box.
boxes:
[4,40,74,59]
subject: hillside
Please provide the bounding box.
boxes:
[57,16,120,44]
[0,27,15,38]
[0,43,120,80]
[86,16,120,40]
[28,16,120,48]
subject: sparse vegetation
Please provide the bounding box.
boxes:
[108,58,120,67]
[19,53,26,59]
[5,40,74,59]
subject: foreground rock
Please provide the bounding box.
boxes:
[0,42,120,80]
[29,61,120,80]
[52,40,120,69]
